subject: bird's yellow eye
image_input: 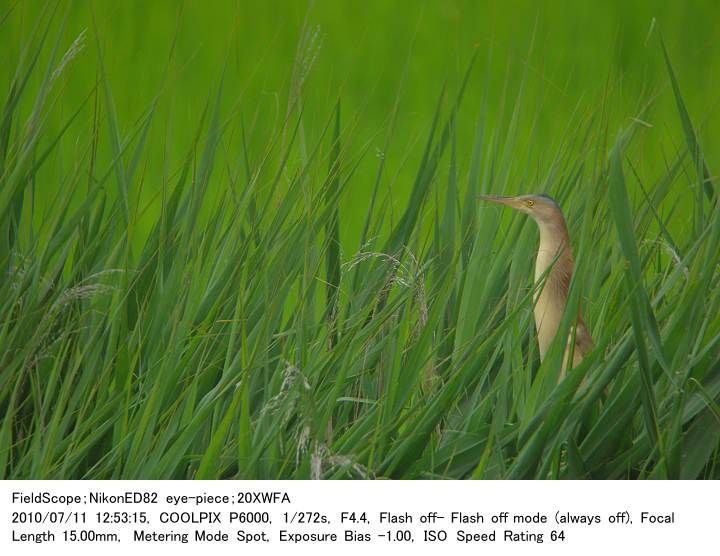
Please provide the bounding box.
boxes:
[525,199,535,207]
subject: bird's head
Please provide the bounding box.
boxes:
[477,193,563,225]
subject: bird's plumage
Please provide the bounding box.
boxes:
[478,193,593,378]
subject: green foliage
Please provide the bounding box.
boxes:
[0,2,719,479]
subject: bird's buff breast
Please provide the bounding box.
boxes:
[533,288,565,359]
[533,247,566,358]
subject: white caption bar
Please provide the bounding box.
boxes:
[0,480,714,555]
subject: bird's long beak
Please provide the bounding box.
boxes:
[477,195,522,209]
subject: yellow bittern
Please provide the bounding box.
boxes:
[478,193,593,378]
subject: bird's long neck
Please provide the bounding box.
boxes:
[534,218,571,282]
[533,215,573,360]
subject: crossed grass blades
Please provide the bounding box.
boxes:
[1,8,719,479]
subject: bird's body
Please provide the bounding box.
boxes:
[479,193,593,378]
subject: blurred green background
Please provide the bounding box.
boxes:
[3,0,720,248]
